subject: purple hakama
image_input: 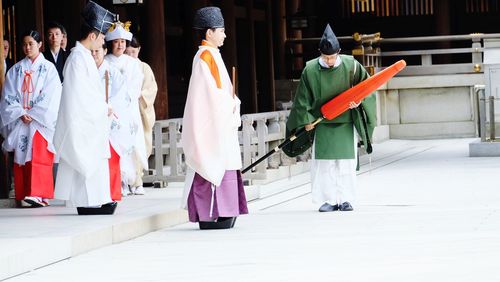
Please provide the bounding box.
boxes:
[187,170,248,222]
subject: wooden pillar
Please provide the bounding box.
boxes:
[275,0,287,79]
[266,0,276,111]
[220,0,237,73]
[434,0,451,36]
[288,0,303,73]
[246,0,258,113]
[0,0,4,85]
[434,0,451,63]
[35,0,44,45]
[143,0,169,119]
[0,0,8,198]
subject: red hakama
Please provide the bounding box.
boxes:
[109,144,122,201]
[13,131,54,201]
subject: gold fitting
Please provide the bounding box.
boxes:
[366,66,375,76]
[352,49,364,55]
[353,32,361,42]
[474,64,481,72]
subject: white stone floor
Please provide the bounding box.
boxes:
[2,138,500,282]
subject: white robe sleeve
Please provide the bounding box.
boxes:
[0,67,27,128]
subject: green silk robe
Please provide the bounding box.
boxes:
[286,55,377,160]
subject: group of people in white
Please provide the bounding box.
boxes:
[0,7,157,210]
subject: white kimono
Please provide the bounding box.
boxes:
[97,60,136,182]
[54,42,111,207]
[181,42,242,206]
[0,54,62,164]
[105,54,148,184]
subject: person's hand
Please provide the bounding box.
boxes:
[349,101,360,109]
[20,114,32,124]
[305,123,315,131]
[108,105,113,117]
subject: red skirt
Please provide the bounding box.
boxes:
[14,131,54,200]
[109,144,122,201]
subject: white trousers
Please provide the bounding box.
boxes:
[310,132,358,205]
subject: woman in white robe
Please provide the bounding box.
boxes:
[104,22,147,196]
[0,30,62,207]
[92,43,135,200]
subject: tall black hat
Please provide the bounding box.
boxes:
[82,1,116,34]
[319,24,340,55]
[193,6,224,30]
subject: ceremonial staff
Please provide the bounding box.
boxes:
[105,70,109,103]
[242,59,407,174]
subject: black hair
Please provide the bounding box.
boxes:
[106,38,131,50]
[129,36,141,48]
[102,43,107,50]
[22,30,42,43]
[61,25,67,36]
[196,28,215,40]
[46,21,65,34]
[79,23,100,41]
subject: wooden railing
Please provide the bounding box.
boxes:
[143,111,310,187]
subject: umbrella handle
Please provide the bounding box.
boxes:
[241,117,323,174]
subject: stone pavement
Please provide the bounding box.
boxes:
[2,138,500,281]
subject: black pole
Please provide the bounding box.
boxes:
[241,117,323,174]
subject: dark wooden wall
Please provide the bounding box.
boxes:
[5,0,500,118]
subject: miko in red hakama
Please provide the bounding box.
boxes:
[13,131,54,201]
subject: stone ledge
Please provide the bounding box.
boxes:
[469,139,500,157]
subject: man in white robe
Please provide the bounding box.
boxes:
[54,1,118,215]
[181,6,248,229]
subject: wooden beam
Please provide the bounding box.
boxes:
[247,0,258,113]
[267,0,276,111]
[276,0,287,79]
[35,0,44,48]
[220,0,238,73]
[144,0,169,119]
[0,0,4,86]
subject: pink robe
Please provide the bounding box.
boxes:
[181,41,248,221]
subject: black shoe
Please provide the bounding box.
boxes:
[216,217,237,228]
[318,203,339,212]
[339,202,353,211]
[77,202,118,215]
[199,217,235,230]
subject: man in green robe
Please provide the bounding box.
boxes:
[286,24,377,212]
